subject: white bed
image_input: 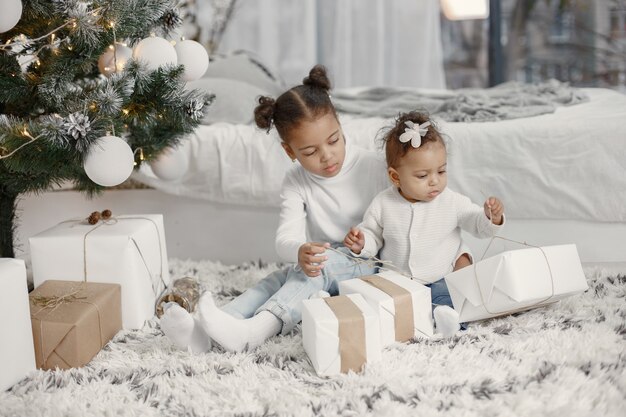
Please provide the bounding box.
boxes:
[16,87,626,267]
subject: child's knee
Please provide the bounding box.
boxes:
[453,253,472,271]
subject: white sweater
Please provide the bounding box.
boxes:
[275,140,389,262]
[359,187,504,283]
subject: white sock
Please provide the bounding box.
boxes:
[197,292,282,352]
[160,303,211,353]
[433,305,461,338]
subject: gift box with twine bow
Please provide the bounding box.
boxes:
[29,280,122,370]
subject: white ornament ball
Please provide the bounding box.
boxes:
[174,39,209,81]
[133,37,177,71]
[0,0,22,33]
[84,136,134,187]
[150,146,189,181]
[98,43,133,76]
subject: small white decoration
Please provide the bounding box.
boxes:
[0,0,22,33]
[150,145,189,181]
[174,39,209,81]
[98,43,133,76]
[132,36,177,71]
[84,135,134,186]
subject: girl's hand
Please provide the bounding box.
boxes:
[343,227,365,254]
[484,197,504,225]
[298,242,330,277]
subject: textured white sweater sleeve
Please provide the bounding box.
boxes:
[455,192,505,238]
[358,196,385,258]
[275,174,307,263]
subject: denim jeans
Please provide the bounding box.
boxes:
[221,246,376,334]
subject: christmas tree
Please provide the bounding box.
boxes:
[0,0,213,257]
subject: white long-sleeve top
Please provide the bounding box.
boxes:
[359,186,504,283]
[275,139,389,262]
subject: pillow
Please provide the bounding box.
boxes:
[186,77,269,125]
[204,52,285,96]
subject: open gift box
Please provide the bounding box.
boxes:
[29,214,170,329]
[339,270,433,346]
[302,294,381,377]
[444,244,589,322]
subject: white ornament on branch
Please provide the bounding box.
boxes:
[83,135,134,186]
[132,36,177,71]
[98,43,133,77]
[174,39,209,81]
[0,0,22,33]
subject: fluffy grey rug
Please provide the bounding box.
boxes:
[2,260,625,417]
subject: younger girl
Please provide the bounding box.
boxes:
[160,65,389,352]
[344,111,505,337]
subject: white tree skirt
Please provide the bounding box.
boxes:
[2,260,624,417]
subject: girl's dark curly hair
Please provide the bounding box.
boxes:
[254,65,336,142]
[384,111,444,168]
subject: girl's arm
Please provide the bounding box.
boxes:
[456,193,505,238]
[354,198,384,257]
[275,175,308,263]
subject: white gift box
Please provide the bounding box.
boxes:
[444,244,589,322]
[302,293,381,376]
[0,258,36,391]
[339,271,433,346]
[29,214,170,329]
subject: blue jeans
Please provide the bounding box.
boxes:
[428,278,467,330]
[221,246,376,334]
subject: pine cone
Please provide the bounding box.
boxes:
[88,211,101,225]
[161,9,182,31]
[101,209,112,220]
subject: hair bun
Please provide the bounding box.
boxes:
[302,65,331,91]
[254,96,276,130]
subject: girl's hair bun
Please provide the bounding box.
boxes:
[254,96,276,130]
[302,65,331,91]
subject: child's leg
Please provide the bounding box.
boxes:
[160,303,211,353]
[198,248,375,352]
[453,253,472,271]
[220,269,288,319]
[429,278,461,337]
[197,265,298,352]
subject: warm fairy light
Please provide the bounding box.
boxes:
[108,44,114,50]
[109,21,116,28]
[22,129,29,136]
[89,103,97,110]
[122,109,130,115]
[51,34,56,42]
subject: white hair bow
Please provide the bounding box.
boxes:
[399,120,431,148]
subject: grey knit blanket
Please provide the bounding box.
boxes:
[332,79,589,122]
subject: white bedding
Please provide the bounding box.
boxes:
[133,88,626,223]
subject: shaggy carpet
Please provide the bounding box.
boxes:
[1,260,624,417]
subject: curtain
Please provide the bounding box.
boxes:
[214,0,446,89]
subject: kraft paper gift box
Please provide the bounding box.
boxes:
[0,258,36,391]
[301,294,381,377]
[339,271,434,347]
[29,214,170,329]
[444,244,589,323]
[29,280,122,370]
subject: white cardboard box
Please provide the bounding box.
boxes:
[302,293,381,377]
[0,258,36,391]
[339,271,433,346]
[29,214,170,329]
[444,244,589,322]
